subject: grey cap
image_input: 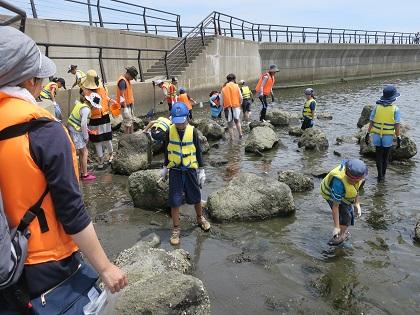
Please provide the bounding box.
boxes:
[268,64,279,72]
[0,26,56,88]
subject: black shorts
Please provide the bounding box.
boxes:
[150,128,165,142]
[301,117,314,130]
[327,200,354,226]
[169,168,201,208]
[242,99,251,113]
[168,102,173,112]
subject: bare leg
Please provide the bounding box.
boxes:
[80,146,88,176]
[234,119,243,137]
[194,203,203,220]
[171,207,180,228]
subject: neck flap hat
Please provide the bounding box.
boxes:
[0,26,56,88]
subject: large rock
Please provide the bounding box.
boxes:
[298,127,329,151]
[266,109,291,126]
[128,169,169,210]
[317,112,333,120]
[207,173,295,222]
[288,126,304,137]
[112,132,151,175]
[358,124,417,160]
[197,129,210,154]
[191,119,224,140]
[278,170,314,192]
[102,234,211,315]
[119,116,144,133]
[357,105,374,128]
[245,126,279,153]
[249,120,274,130]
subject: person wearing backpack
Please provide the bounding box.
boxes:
[0,26,127,314]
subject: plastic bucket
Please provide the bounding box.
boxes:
[110,103,121,117]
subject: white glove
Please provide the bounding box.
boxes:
[160,166,168,179]
[332,227,341,237]
[198,168,206,187]
[354,204,362,218]
[53,101,58,106]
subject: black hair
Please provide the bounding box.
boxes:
[226,73,236,82]
[209,90,219,97]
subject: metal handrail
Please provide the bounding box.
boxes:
[36,42,170,83]
[0,0,26,32]
[26,0,183,37]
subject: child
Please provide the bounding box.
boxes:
[301,88,317,130]
[320,159,368,246]
[160,102,211,245]
[238,80,253,121]
[67,91,102,181]
[209,91,222,119]
[39,77,66,120]
[178,87,196,120]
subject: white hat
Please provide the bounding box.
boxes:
[154,79,163,86]
[85,92,102,109]
[239,80,245,85]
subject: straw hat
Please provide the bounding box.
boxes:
[81,69,101,90]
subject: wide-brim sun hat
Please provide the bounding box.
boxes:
[378,85,400,104]
[125,66,138,81]
[268,64,279,73]
[81,69,100,89]
[85,92,102,109]
[0,26,56,88]
[171,102,189,124]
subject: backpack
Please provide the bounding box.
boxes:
[0,119,50,290]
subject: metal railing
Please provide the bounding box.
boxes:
[0,0,26,31]
[37,42,170,83]
[22,0,183,37]
[211,12,419,45]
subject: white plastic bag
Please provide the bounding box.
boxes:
[83,289,108,315]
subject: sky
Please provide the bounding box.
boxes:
[2,0,420,33]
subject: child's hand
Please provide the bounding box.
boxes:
[355,204,362,218]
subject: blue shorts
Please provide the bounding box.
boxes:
[169,168,201,208]
[372,134,394,148]
[327,200,354,226]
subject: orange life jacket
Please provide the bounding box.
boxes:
[116,75,134,107]
[222,82,241,108]
[166,83,177,103]
[178,93,192,110]
[90,86,110,119]
[0,93,79,265]
[255,72,275,96]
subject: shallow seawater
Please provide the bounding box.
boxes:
[81,74,420,315]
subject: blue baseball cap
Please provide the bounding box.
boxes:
[171,102,189,124]
[179,87,186,93]
[345,159,368,180]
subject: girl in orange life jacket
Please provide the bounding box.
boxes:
[0,27,127,313]
[255,64,279,121]
[178,87,197,120]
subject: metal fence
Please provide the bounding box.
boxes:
[3,0,183,36]
[0,0,26,31]
[37,42,170,82]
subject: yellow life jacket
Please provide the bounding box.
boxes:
[320,163,362,205]
[40,82,58,99]
[167,124,198,169]
[303,99,316,119]
[371,104,396,136]
[152,117,172,132]
[241,86,252,99]
[67,101,90,131]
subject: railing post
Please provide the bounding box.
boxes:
[251,24,255,41]
[342,30,345,43]
[217,13,222,35]
[212,12,217,35]
[354,31,356,43]
[183,38,188,63]
[302,27,305,43]
[45,45,49,57]
[98,48,106,83]
[96,0,103,27]
[229,17,233,37]
[316,28,319,43]
[257,25,261,42]
[392,33,395,44]
[275,30,278,42]
[384,32,386,44]
[241,21,245,39]
[268,25,272,42]
[164,52,169,79]
[137,50,144,82]
[87,0,93,26]
[29,0,37,18]
[143,8,148,33]
[176,15,182,37]
[286,27,289,43]
[329,30,332,43]
[375,32,378,44]
[155,25,158,35]
[200,23,205,45]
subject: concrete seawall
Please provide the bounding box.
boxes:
[20,18,420,118]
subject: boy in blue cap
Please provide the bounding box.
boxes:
[160,102,211,245]
[365,85,401,182]
[320,159,368,246]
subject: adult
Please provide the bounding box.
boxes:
[365,85,401,182]
[301,88,317,130]
[68,64,86,88]
[117,66,138,134]
[321,159,368,246]
[161,102,210,246]
[238,80,253,121]
[220,73,243,139]
[67,91,101,181]
[39,77,66,120]
[82,69,116,168]
[0,26,126,314]
[255,64,279,121]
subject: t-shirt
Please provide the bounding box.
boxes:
[309,100,316,112]
[329,177,345,203]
